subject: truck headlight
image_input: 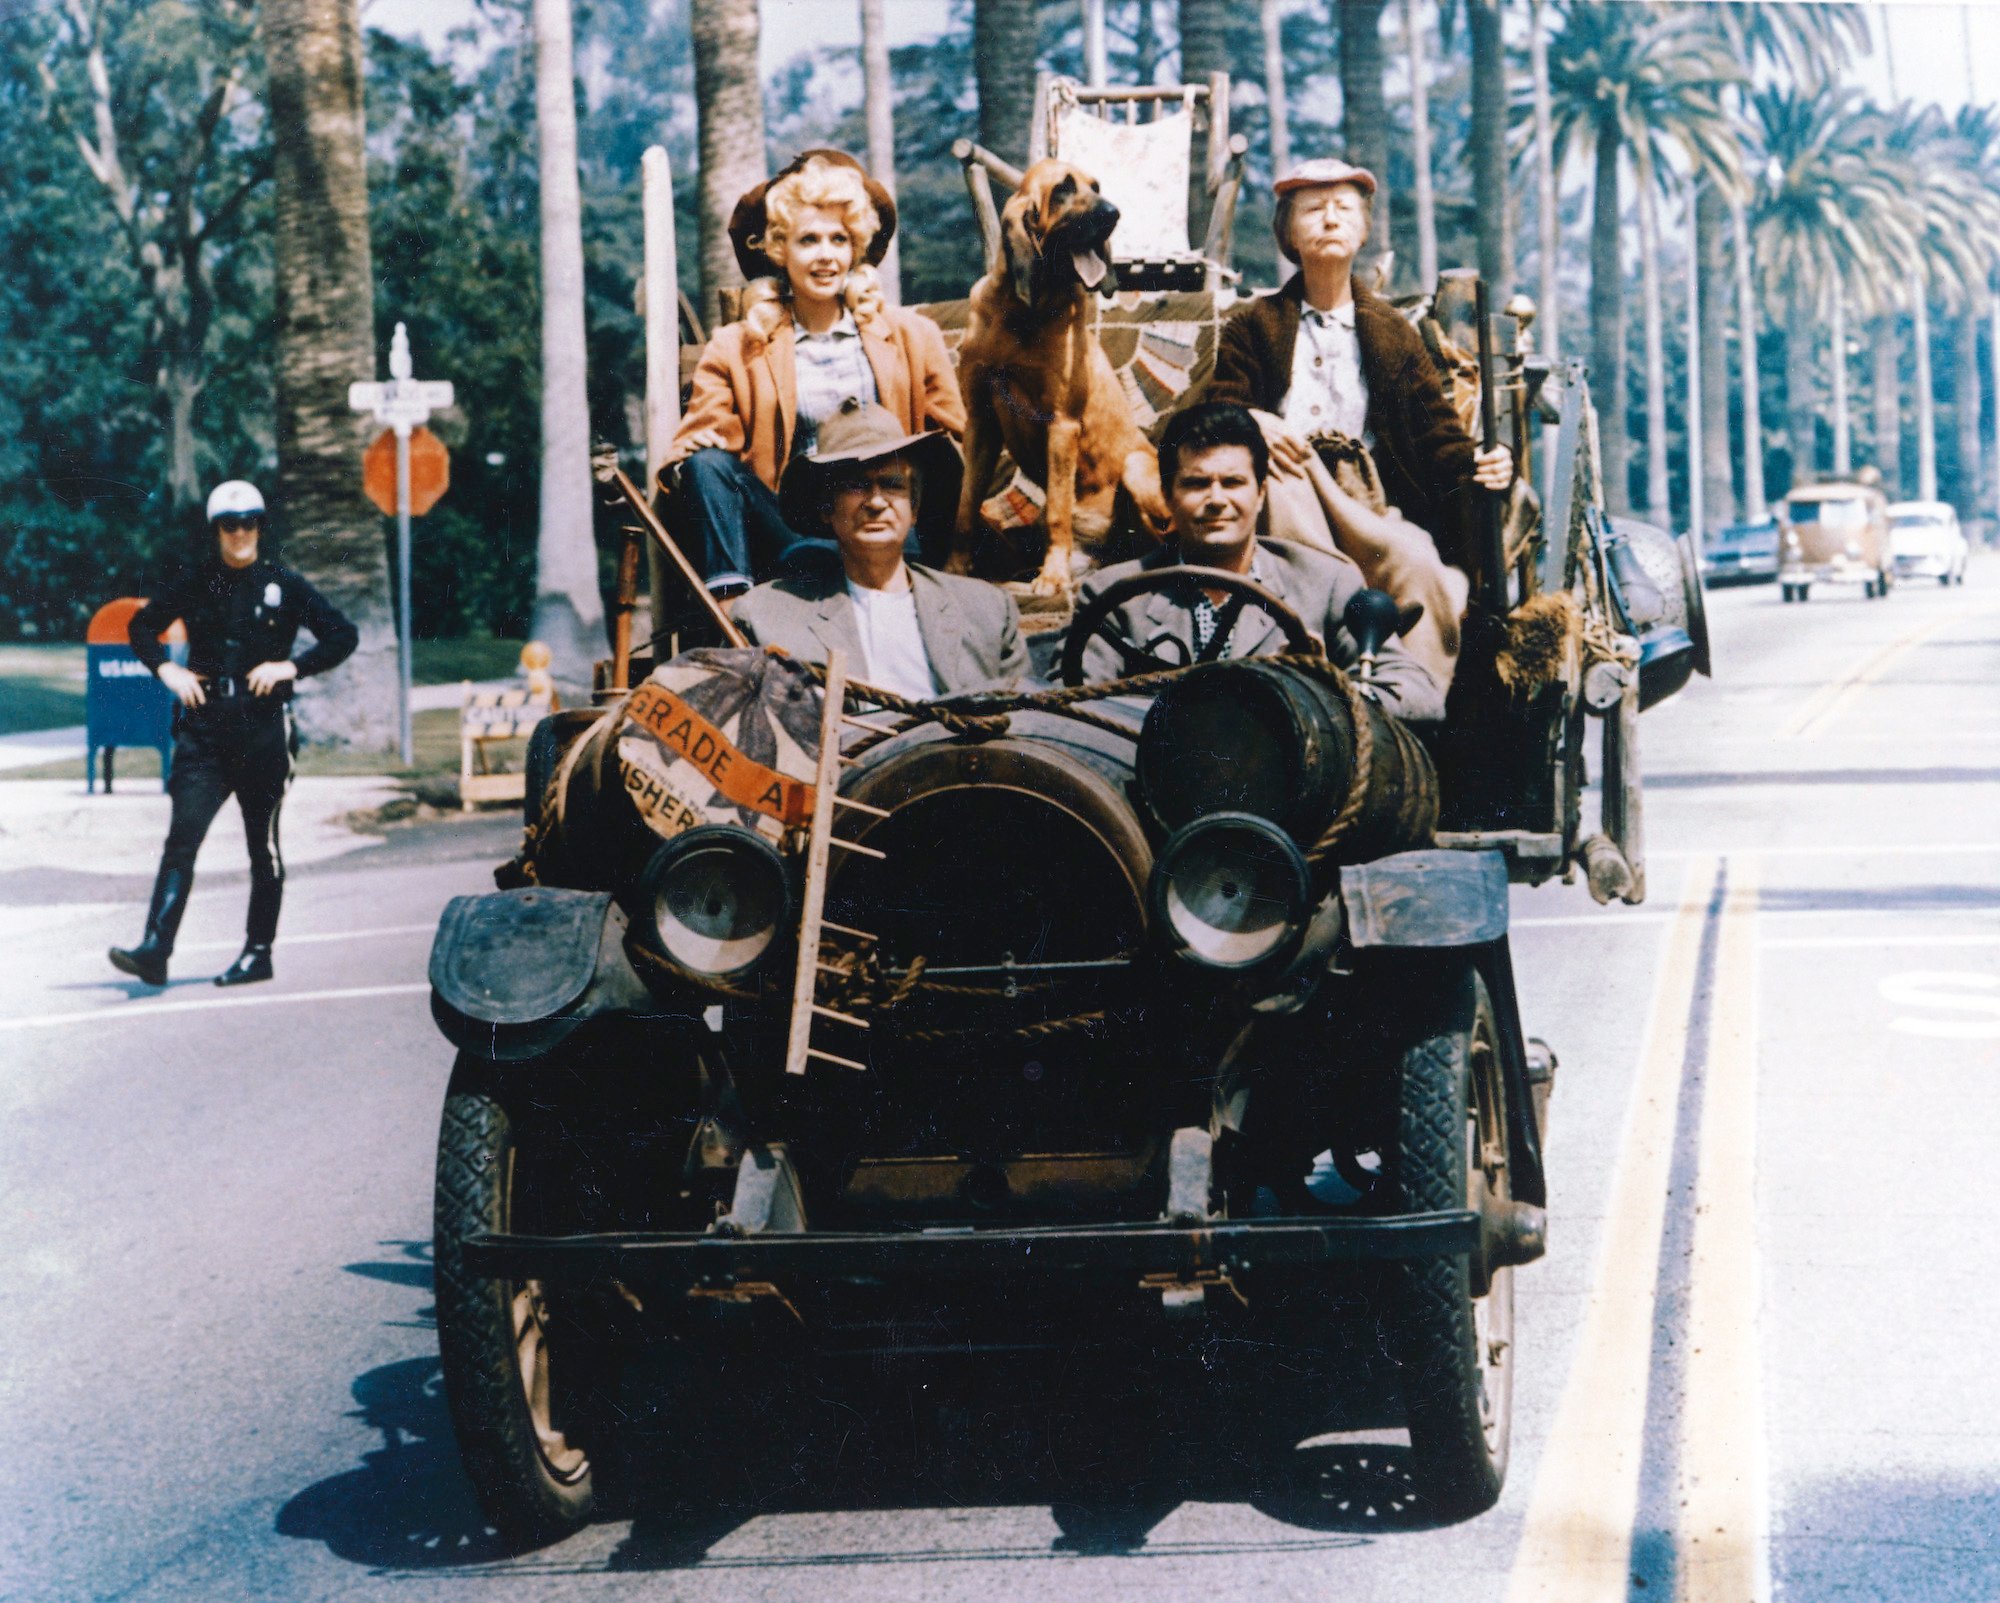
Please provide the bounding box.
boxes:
[634,825,791,981]
[1149,812,1310,972]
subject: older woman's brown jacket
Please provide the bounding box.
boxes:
[670,306,966,494]
[1202,277,1481,574]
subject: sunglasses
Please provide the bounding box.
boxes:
[213,515,262,532]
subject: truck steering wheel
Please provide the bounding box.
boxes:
[1058,565,1323,687]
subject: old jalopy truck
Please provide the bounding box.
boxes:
[421,271,1709,1546]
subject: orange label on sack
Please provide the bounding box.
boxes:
[624,681,815,827]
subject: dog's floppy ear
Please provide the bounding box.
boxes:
[1000,191,1040,307]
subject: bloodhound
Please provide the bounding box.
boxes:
[948,160,1170,596]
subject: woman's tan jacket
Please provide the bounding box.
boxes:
[670,305,967,493]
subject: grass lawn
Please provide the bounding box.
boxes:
[0,638,525,739]
[3,707,492,784]
[0,644,86,735]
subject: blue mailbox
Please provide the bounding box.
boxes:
[87,597,185,794]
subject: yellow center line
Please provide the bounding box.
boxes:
[1679,858,1766,1603]
[1782,604,1985,741]
[1504,856,1718,1603]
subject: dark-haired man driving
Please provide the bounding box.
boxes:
[1075,401,1442,720]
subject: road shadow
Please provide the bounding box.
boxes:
[277,1317,1398,1575]
[50,973,218,1000]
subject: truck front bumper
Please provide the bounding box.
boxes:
[467,1210,1480,1294]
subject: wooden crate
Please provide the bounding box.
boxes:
[459,684,555,810]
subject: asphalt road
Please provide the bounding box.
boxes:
[4,566,1997,1602]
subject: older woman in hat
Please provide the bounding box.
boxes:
[1201,157,1512,685]
[664,151,966,604]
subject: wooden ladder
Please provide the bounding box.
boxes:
[783,649,896,1076]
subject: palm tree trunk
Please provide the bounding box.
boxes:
[974,0,1037,170]
[1590,133,1628,512]
[1912,271,1938,502]
[1400,0,1436,290]
[259,0,396,750]
[1731,194,1766,516]
[1135,0,1160,85]
[1530,0,1558,355]
[1261,0,1291,177]
[1830,290,1850,475]
[531,0,604,685]
[860,0,901,303]
[1871,314,1903,496]
[1339,0,1391,267]
[1954,308,1980,515]
[1468,0,1511,292]
[1694,182,1732,522]
[1989,290,2000,522]
[1784,295,1817,489]
[692,0,767,314]
[1637,166,1668,517]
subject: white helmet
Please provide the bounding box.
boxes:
[206,480,266,520]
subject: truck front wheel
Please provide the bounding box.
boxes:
[434,1057,601,1547]
[1388,963,1514,1520]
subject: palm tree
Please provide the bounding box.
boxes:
[259,0,396,749]
[1262,0,1292,177]
[1949,105,2000,517]
[974,0,1037,170]
[1401,0,1436,289]
[1746,88,1917,494]
[860,0,901,302]
[1544,3,1739,515]
[1528,0,1558,355]
[692,0,767,313]
[1862,104,2000,504]
[1339,0,1391,265]
[531,0,604,686]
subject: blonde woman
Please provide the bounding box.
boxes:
[665,150,966,601]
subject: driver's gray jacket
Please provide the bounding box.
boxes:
[1076,538,1445,720]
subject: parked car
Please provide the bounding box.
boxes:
[1779,480,1893,601]
[1699,515,1782,586]
[1887,500,1970,586]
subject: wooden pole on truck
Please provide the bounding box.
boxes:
[641,145,683,652]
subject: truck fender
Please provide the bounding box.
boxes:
[1339,848,1508,948]
[429,887,651,1061]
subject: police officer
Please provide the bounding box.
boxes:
[109,481,359,988]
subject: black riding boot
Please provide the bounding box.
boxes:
[216,875,282,987]
[109,864,193,987]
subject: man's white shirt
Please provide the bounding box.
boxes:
[846,572,940,701]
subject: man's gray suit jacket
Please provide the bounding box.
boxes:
[732,558,1029,695]
[1074,537,1444,720]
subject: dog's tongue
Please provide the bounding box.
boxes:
[1071,249,1107,289]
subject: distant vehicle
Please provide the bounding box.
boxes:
[1699,515,1781,586]
[1887,500,1970,586]
[1779,480,1893,602]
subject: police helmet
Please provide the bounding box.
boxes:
[206,480,266,521]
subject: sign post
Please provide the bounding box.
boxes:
[349,322,454,765]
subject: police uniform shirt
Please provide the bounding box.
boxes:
[1280,299,1371,444]
[129,557,359,693]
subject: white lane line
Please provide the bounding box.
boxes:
[177,923,435,954]
[0,982,430,1034]
[1782,606,1985,740]
[1679,858,1769,1603]
[1504,856,1719,1603]
[1763,932,2000,951]
[1652,841,2000,861]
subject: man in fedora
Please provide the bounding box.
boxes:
[733,398,1028,697]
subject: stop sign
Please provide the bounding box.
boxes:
[364,426,450,516]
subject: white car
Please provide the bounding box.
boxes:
[1888,500,1970,586]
